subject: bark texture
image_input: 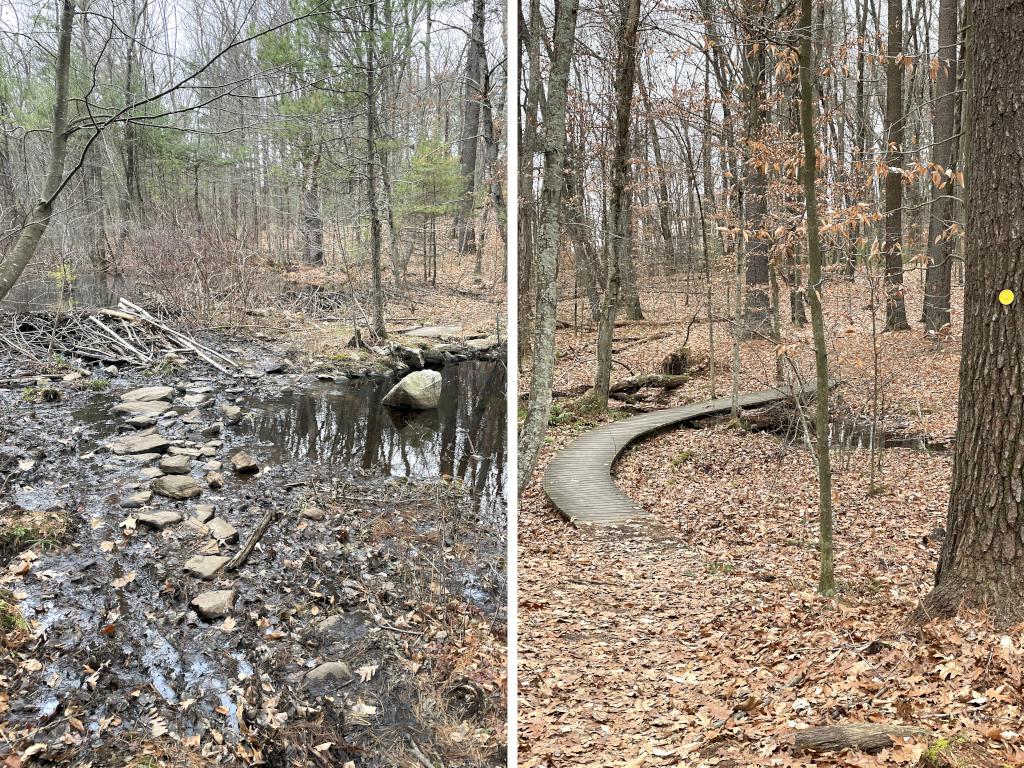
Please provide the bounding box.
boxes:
[923,0,1024,627]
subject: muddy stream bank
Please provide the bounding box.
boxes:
[0,350,506,766]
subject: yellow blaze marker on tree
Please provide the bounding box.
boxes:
[999,289,1015,306]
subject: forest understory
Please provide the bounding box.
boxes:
[0,253,508,767]
[518,272,1024,767]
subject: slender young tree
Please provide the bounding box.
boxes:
[798,0,835,596]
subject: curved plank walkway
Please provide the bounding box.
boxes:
[544,385,816,525]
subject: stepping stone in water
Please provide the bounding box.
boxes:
[111,434,170,456]
[136,510,182,529]
[122,385,174,402]
[183,555,230,580]
[159,455,191,475]
[183,393,214,408]
[207,517,238,543]
[126,415,157,429]
[230,451,259,474]
[194,504,216,523]
[305,661,353,683]
[151,475,202,500]
[120,490,153,509]
[191,589,235,620]
[111,400,173,417]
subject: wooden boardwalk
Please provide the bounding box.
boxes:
[543,386,814,525]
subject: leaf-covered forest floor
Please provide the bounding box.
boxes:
[519,270,1024,767]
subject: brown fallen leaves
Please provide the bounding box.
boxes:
[519,278,1021,767]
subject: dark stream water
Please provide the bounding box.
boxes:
[235,361,507,515]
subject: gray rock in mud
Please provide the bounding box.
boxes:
[151,474,202,500]
[230,451,259,474]
[206,471,224,489]
[136,510,183,529]
[194,504,216,523]
[122,385,174,402]
[169,446,202,457]
[219,404,243,425]
[201,422,223,437]
[183,555,230,580]
[202,461,222,472]
[300,506,325,521]
[111,433,170,455]
[262,358,290,374]
[315,613,368,641]
[191,589,235,620]
[120,490,153,509]
[305,661,353,683]
[159,455,191,475]
[183,393,214,408]
[199,446,217,457]
[112,400,173,418]
[179,409,203,425]
[127,415,157,429]
[140,467,164,480]
[105,365,119,376]
[382,370,442,410]
[127,452,161,464]
[208,517,238,543]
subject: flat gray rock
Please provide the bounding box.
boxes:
[191,589,235,619]
[208,517,238,543]
[136,510,182,529]
[405,325,462,339]
[219,404,242,424]
[151,475,202,500]
[194,504,216,523]
[120,490,153,509]
[159,455,191,475]
[305,661,353,683]
[122,386,174,402]
[111,434,170,456]
[300,506,325,521]
[183,555,230,580]
[139,467,164,480]
[111,400,173,417]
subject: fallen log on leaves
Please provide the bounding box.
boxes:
[0,298,238,372]
[793,723,929,753]
[609,373,690,394]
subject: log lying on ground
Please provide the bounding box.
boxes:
[225,507,280,572]
[610,373,689,394]
[793,724,929,754]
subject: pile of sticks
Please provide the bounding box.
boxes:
[0,298,238,372]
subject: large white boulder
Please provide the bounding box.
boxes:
[382,370,442,410]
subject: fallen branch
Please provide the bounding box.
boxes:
[225,507,280,572]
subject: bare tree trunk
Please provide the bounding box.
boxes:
[799,0,835,596]
[883,0,910,330]
[366,0,387,339]
[517,0,580,491]
[589,0,641,407]
[300,144,325,265]
[922,0,958,331]
[455,0,485,257]
[922,0,1024,627]
[0,0,74,303]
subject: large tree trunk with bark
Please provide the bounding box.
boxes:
[883,0,910,330]
[300,145,325,266]
[922,0,958,331]
[922,0,1024,627]
[0,0,74,304]
[517,0,580,491]
[366,0,387,339]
